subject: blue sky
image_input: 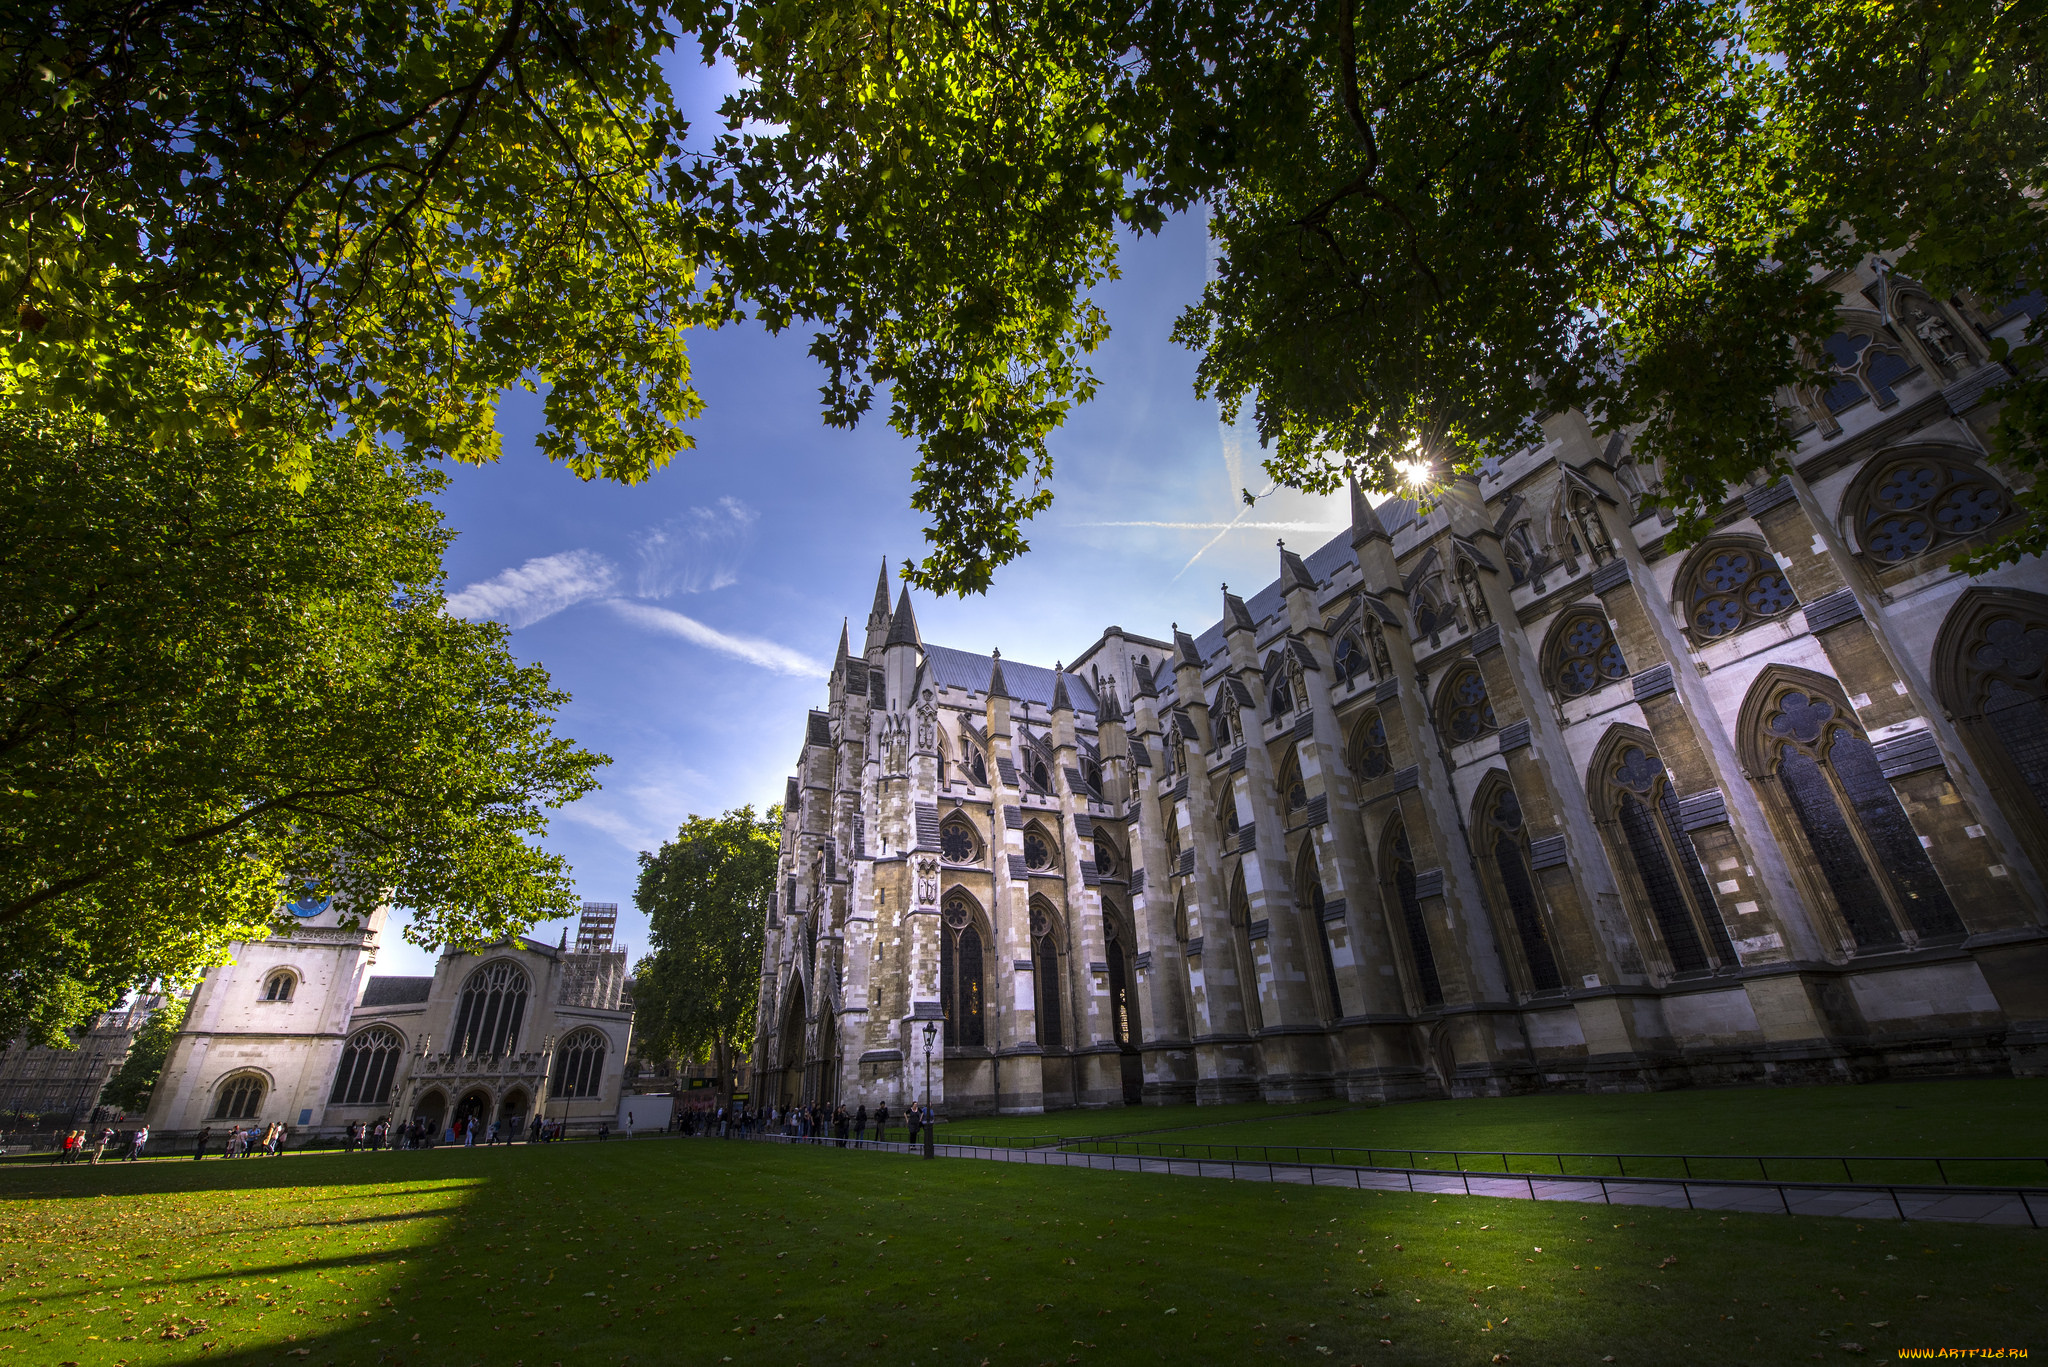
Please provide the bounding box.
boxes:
[378,210,1348,978]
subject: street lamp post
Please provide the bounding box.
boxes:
[920,1019,937,1160]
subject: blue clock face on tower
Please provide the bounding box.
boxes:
[288,890,333,918]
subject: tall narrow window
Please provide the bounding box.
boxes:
[1387,825,1444,1006]
[262,971,295,1002]
[1031,904,1062,1048]
[451,960,530,1057]
[1104,909,1136,1047]
[940,893,986,1047]
[1606,743,1736,973]
[1308,879,1346,1020]
[1277,749,1308,816]
[1229,872,1264,1032]
[1482,787,1564,992]
[1761,689,1965,946]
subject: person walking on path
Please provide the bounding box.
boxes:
[129,1126,148,1161]
[876,1103,890,1144]
[193,1127,210,1160]
[833,1105,850,1147]
[853,1103,868,1145]
[464,1118,476,1148]
[529,1115,543,1145]
[90,1126,114,1163]
[906,1107,921,1149]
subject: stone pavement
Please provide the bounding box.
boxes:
[782,1135,2044,1228]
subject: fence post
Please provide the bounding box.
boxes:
[1889,1186,1907,1222]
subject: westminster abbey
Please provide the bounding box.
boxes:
[754,259,2048,1113]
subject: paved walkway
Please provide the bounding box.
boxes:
[783,1136,2043,1227]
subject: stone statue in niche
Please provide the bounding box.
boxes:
[880,710,908,774]
[1286,652,1309,711]
[915,688,937,752]
[1908,306,1967,372]
[915,856,939,907]
[1456,555,1492,629]
[1364,616,1392,678]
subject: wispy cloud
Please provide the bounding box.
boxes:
[446,550,618,628]
[634,498,758,598]
[605,599,827,677]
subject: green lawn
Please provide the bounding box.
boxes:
[934,1078,2048,1181]
[2,1136,2043,1367]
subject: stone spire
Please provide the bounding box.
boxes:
[886,583,921,649]
[1278,537,1315,592]
[1350,474,1391,544]
[987,648,1011,699]
[1050,663,1072,714]
[864,558,893,654]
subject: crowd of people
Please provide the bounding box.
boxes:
[50,1125,149,1163]
[188,1121,289,1158]
[666,1100,940,1147]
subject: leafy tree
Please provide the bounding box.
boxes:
[97,997,188,1116]
[10,1,2038,590]
[0,358,606,1045]
[631,806,777,1103]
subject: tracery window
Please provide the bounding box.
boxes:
[213,1073,266,1120]
[262,970,296,1002]
[1350,710,1391,780]
[1081,758,1103,796]
[1022,822,1057,871]
[939,816,978,864]
[1268,665,1295,718]
[329,1027,404,1106]
[1936,595,2048,853]
[1333,632,1370,686]
[1212,698,1237,750]
[1277,749,1308,815]
[1604,742,1736,974]
[551,1028,607,1098]
[1091,836,1118,878]
[1853,455,2010,564]
[939,893,986,1047]
[1385,822,1444,1007]
[1546,609,1629,700]
[1437,663,1496,743]
[1031,757,1054,794]
[1217,789,1241,844]
[1680,542,1798,640]
[451,960,529,1057]
[1030,902,1062,1047]
[968,747,988,787]
[1758,686,1965,947]
[1480,786,1564,992]
[1820,330,1916,414]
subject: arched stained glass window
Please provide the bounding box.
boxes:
[1760,688,1965,947]
[1334,633,1369,685]
[1603,742,1736,974]
[213,1073,265,1120]
[1482,787,1564,992]
[330,1027,404,1106]
[940,892,986,1047]
[1091,836,1118,877]
[1351,710,1390,780]
[1547,609,1629,700]
[1437,663,1496,743]
[1820,330,1916,413]
[1935,596,2048,865]
[262,971,295,1002]
[451,961,529,1057]
[1387,823,1444,1007]
[1681,543,1798,640]
[551,1029,607,1098]
[1031,902,1062,1048]
[1278,749,1307,814]
[1854,456,2010,564]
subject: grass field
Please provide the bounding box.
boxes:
[937,1078,2048,1164]
[2,1134,2043,1367]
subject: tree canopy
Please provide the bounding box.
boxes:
[630,806,777,1099]
[0,360,605,1045]
[6,0,2040,591]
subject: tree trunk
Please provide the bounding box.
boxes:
[712,1036,731,1110]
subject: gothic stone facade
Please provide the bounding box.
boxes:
[148,901,633,1141]
[754,262,2048,1114]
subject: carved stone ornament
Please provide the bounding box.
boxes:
[916,856,940,907]
[1456,556,1492,628]
[915,688,938,752]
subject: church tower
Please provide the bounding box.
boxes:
[146,895,385,1137]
